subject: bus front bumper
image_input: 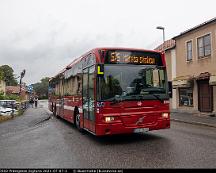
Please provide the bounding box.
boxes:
[95,119,170,136]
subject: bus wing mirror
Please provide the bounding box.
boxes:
[97,64,104,77]
[168,81,172,98]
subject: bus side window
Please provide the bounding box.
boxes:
[77,76,82,95]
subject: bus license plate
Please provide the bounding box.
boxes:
[134,128,149,133]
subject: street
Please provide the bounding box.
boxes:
[0,101,215,168]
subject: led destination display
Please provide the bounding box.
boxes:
[106,50,163,66]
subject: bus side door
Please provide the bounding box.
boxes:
[82,65,96,133]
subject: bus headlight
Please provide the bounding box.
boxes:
[105,116,115,122]
[162,113,169,118]
[163,100,169,104]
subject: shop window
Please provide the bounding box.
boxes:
[179,88,193,106]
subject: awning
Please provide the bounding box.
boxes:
[172,75,194,88]
[210,75,216,85]
[195,72,210,80]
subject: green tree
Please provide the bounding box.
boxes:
[0,92,4,100]
[0,68,4,80]
[0,65,18,86]
[32,77,50,99]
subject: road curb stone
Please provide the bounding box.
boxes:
[171,118,216,128]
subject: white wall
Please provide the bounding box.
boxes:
[171,49,177,109]
[213,86,216,113]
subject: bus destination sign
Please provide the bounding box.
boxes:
[106,50,163,66]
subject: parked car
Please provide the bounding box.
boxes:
[0,100,18,116]
[0,100,16,108]
[0,106,13,116]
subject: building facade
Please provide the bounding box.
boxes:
[172,18,216,114]
[156,18,216,114]
[6,85,29,101]
[155,39,176,110]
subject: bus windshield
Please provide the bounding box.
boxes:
[97,65,168,101]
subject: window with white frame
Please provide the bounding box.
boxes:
[197,34,211,58]
[186,41,192,61]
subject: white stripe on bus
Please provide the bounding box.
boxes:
[64,105,74,111]
[63,105,83,113]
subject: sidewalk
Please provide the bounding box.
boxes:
[0,106,51,137]
[171,111,216,128]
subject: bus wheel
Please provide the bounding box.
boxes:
[56,111,60,119]
[75,114,82,132]
[53,106,59,118]
[53,105,56,116]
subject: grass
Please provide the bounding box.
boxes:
[0,109,25,123]
[0,115,12,123]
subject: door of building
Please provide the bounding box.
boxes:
[197,80,213,112]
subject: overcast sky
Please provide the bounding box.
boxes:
[0,0,215,84]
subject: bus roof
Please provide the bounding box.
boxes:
[50,47,162,80]
[93,47,162,53]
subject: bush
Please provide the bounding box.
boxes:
[0,92,4,100]
[17,109,24,116]
[39,96,48,100]
[5,94,20,101]
[0,93,20,101]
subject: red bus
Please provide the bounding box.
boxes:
[48,47,170,136]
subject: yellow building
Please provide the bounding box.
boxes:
[156,17,216,114]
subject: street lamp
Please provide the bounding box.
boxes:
[156,26,165,43]
[19,69,26,96]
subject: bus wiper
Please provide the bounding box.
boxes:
[151,94,163,103]
[110,95,123,105]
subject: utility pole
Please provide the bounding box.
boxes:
[156,26,165,51]
[19,69,26,98]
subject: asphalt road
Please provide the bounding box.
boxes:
[0,101,215,168]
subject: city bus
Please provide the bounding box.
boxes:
[48,47,170,136]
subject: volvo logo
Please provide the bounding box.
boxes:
[136,116,145,125]
[137,101,142,106]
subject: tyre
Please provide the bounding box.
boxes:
[75,114,83,132]
[53,105,59,118]
[53,105,56,116]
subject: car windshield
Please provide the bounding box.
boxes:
[97,65,168,101]
[0,101,15,108]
